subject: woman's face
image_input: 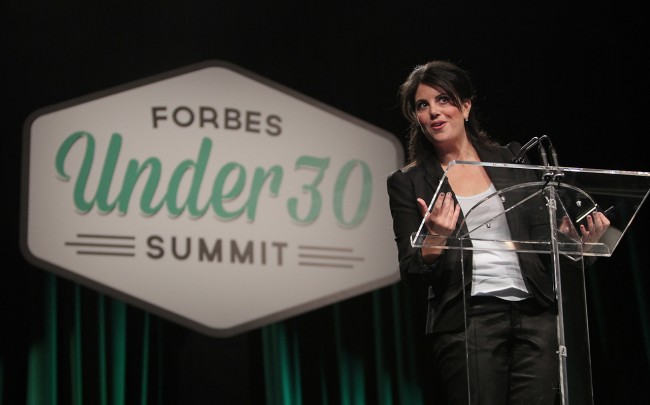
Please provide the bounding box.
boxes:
[414,84,471,146]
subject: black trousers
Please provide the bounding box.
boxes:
[432,297,559,405]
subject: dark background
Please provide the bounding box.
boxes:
[3,1,649,404]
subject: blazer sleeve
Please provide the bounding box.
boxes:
[386,169,442,283]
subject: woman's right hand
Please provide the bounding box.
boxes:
[417,192,460,237]
[417,192,460,263]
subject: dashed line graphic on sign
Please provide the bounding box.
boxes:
[65,233,136,257]
[297,245,364,269]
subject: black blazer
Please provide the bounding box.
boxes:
[386,142,555,334]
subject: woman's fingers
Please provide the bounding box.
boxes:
[417,193,458,236]
[416,198,429,218]
[581,212,611,243]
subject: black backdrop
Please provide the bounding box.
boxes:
[3,1,649,404]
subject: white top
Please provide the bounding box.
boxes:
[455,184,530,301]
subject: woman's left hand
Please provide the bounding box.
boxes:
[559,211,610,244]
[579,211,610,244]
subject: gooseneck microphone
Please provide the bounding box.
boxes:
[513,135,563,181]
[544,136,560,167]
[511,136,540,163]
[542,135,564,180]
[538,135,550,167]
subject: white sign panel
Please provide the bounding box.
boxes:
[21,61,403,336]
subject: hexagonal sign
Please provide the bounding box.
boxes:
[20,61,403,336]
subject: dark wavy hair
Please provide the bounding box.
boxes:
[398,60,495,165]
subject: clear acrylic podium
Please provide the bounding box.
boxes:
[410,161,650,405]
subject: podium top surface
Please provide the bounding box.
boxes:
[411,161,650,258]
